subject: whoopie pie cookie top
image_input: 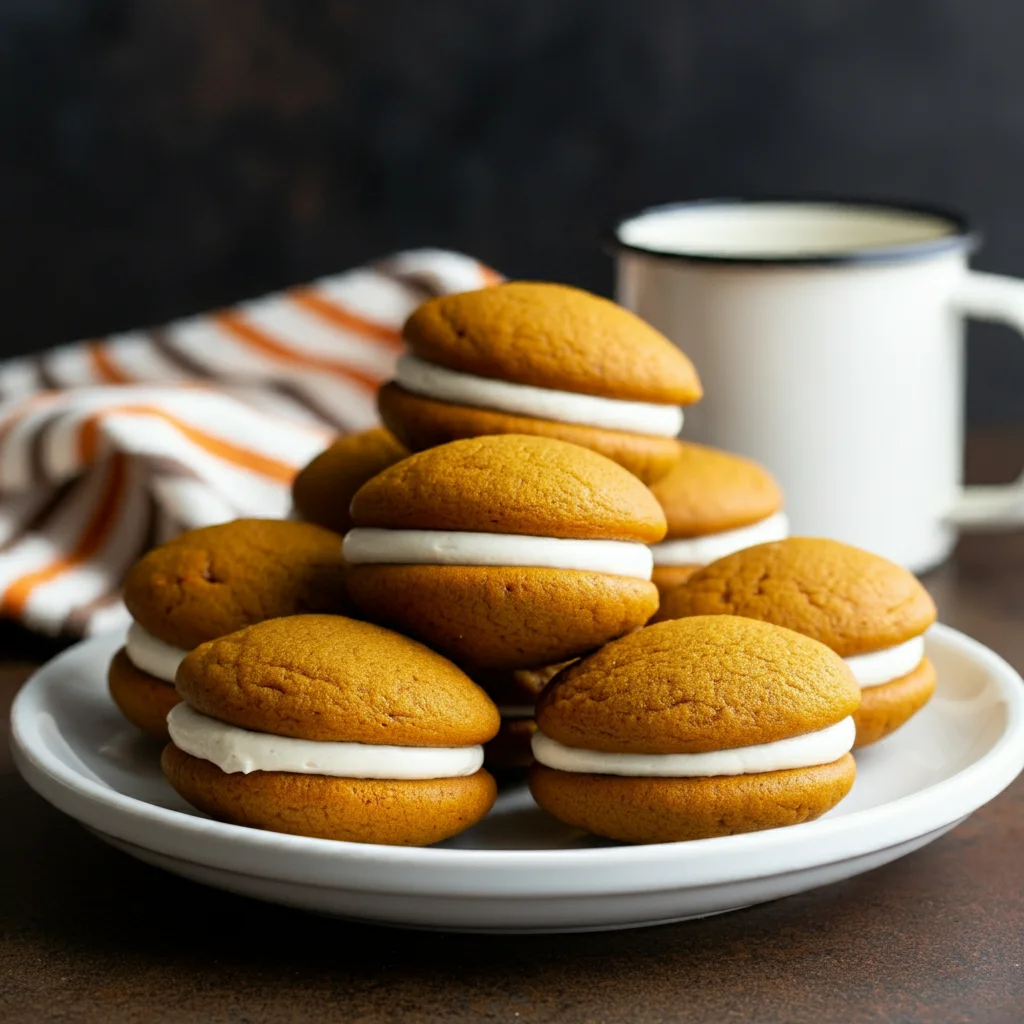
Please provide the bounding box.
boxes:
[535,615,860,755]
[349,434,667,543]
[124,518,348,651]
[291,427,408,534]
[651,442,783,537]
[176,614,500,746]
[655,537,937,656]
[403,282,702,405]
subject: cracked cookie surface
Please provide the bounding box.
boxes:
[403,281,702,403]
[535,615,860,754]
[176,613,500,746]
[655,537,936,655]
[124,518,350,650]
[350,434,667,542]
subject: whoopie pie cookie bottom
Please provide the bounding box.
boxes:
[378,383,682,485]
[163,744,498,846]
[346,564,659,671]
[108,649,181,740]
[853,657,937,748]
[529,755,857,845]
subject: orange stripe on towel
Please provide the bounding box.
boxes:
[214,311,382,389]
[289,289,404,350]
[1,453,129,617]
[77,405,298,484]
[87,342,132,384]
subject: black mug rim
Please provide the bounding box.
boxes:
[606,196,978,267]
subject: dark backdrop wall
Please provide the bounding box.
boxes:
[3,0,1023,422]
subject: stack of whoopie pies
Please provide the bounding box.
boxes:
[110,519,350,740]
[109,280,936,848]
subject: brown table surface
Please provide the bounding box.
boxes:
[3,432,1024,1024]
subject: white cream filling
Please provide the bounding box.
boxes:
[125,622,188,684]
[167,704,484,779]
[650,511,790,566]
[844,635,926,689]
[531,716,855,777]
[394,354,684,437]
[343,528,654,580]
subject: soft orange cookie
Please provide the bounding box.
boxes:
[378,282,701,483]
[648,442,787,598]
[344,435,665,670]
[110,518,348,741]
[529,615,859,844]
[291,427,408,534]
[655,537,938,747]
[163,614,500,845]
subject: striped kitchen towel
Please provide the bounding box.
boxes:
[0,249,500,637]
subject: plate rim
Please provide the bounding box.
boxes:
[11,623,1024,894]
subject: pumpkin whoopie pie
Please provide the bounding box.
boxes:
[109,519,349,741]
[529,615,860,844]
[648,442,788,597]
[343,434,666,671]
[378,282,702,483]
[291,427,408,534]
[656,537,937,747]
[162,614,499,845]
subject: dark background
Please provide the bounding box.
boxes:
[3,0,1023,422]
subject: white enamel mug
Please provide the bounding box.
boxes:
[611,199,1024,572]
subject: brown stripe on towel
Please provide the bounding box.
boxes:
[265,380,351,432]
[213,311,381,391]
[147,327,216,380]
[372,264,445,301]
[0,480,74,555]
[0,454,130,618]
[33,354,63,390]
[28,406,70,485]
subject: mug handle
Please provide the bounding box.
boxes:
[948,271,1024,529]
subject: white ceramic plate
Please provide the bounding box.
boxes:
[11,624,1024,933]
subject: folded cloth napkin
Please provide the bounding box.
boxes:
[0,249,500,636]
